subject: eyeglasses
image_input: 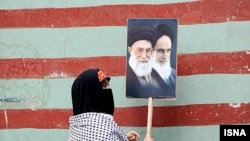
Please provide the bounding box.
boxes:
[134,48,152,55]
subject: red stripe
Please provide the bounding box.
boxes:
[0,51,249,79]
[0,0,249,28]
[0,103,249,129]
[0,57,126,79]
[177,51,250,75]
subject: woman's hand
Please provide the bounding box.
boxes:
[126,131,140,141]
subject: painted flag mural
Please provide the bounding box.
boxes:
[0,0,250,141]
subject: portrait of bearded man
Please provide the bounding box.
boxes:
[126,23,167,98]
[152,23,176,98]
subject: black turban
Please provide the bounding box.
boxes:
[154,23,175,42]
[127,24,157,47]
[71,68,114,116]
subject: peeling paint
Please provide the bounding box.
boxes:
[45,72,71,78]
[0,97,24,102]
[229,103,241,108]
[25,98,42,110]
[216,113,220,117]
[0,96,45,109]
[243,65,248,69]
[231,16,236,20]
[4,109,8,128]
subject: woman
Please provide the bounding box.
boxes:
[69,68,153,141]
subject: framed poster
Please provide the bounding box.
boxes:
[126,18,178,99]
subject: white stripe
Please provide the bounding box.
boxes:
[0,75,249,109]
[0,27,126,58]
[1,21,250,59]
[0,0,197,9]
[178,21,250,53]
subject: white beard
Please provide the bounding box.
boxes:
[152,55,172,81]
[129,54,153,77]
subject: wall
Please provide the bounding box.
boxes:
[0,0,250,141]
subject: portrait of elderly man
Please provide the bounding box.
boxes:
[126,23,167,98]
[152,23,176,98]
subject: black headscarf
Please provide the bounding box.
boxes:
[71,68,114,116]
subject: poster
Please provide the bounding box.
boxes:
[126,18,178,99]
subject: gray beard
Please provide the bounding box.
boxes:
[153,59,172,81]
[128,54,153,77]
